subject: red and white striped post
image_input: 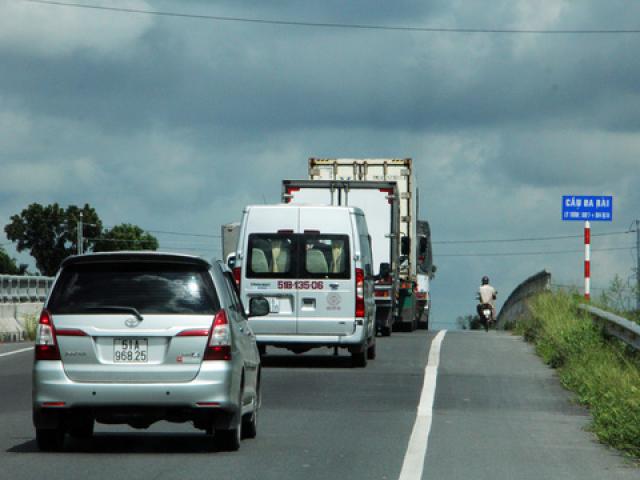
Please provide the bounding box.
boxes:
[584,221,591,301]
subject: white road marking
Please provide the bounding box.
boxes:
[398,330,446,480]
[0,347,34,358]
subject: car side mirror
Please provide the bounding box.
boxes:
[249,297,270,317]
[431,265,437,274]
[401,237,410,256]
[378,262,391,279]
[226,254,236,270]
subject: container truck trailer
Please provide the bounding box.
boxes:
[283,157,434,331]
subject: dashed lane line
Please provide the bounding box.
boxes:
[0,347,34,358]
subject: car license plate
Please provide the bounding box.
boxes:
[113,338,148,363]
[268,297,280,314]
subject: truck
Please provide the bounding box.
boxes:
[221,222,241,267]
[282,158,435,332]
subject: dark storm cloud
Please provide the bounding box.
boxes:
[2,1,640,138]
[1,0,639,325]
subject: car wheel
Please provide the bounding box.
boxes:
[352,348,368,368]
[215,388,243,452]
[69,417,94,439]
[241,386,259,439]
[36,427,65,451]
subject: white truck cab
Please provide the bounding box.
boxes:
[234,204,376,367]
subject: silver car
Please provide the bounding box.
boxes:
[32,252,269,451]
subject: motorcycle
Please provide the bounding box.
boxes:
[476,297,495,332]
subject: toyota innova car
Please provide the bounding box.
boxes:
[32,252,269,451]
[233,204,376,367]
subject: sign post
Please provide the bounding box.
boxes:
[562,195,613,300]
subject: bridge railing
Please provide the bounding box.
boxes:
[0,275,54,304]
[496,270,552,329]
[578,304,640,351]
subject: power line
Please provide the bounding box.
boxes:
[435,246,635,258]
[22,0,640,35]
[433,230,635,245]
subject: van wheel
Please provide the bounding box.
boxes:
[352,349,368,368]
[36,427,65,451]
[367,341,376,360]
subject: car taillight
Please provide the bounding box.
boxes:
[355,268,365,318]
[35,310,61,361]
[233,266,241,290]
[203,310,232,361]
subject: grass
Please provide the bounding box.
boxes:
[514,291,640,458]
[22,313,38,341]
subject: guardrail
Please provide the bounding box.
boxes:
[578,304,640,351]
[496,270,552,329]
[0,275,53,304]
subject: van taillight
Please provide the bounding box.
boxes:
[203,310,232,361]
[233,267,241,289]
[35,310,61,361]
[355,268,365,318]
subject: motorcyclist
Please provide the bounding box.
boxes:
[477,276,497,322]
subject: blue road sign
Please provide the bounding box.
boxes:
[562,195,613,221]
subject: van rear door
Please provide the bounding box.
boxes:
[244,230,298,336]
[296,208,355,336]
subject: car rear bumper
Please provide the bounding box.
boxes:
[33,360,237,411]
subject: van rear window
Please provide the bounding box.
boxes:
[303,235,350,279]
[48,262,219,315]
[247,234,296,278]
[246,234,350,279]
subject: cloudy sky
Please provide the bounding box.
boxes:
[1,0,639,328]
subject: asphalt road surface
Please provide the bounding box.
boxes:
[0,332,637,479]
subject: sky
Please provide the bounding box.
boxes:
[1,0,639,329]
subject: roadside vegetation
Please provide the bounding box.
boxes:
[514,290,640,458]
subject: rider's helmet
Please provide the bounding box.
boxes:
[481,276,490,285]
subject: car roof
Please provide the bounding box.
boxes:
[60,251,211,269]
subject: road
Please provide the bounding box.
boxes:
[0,332,637,479]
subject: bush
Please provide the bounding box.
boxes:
[515,291,640,458]
[23,313,38,341]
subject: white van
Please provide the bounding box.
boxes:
[233,204,376,367]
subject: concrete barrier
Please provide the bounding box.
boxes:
[496,270,551,330]
[0,302,43,342]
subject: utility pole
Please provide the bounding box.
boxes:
[77,212,83,255]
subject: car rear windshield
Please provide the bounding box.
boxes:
[48,262,220,315]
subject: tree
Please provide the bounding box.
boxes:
[0,246,20,274]
[4,203,102,276]
[93,224,159,252]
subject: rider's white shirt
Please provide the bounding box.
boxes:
[478,284,497,306]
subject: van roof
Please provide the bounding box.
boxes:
[244,203,365,216]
